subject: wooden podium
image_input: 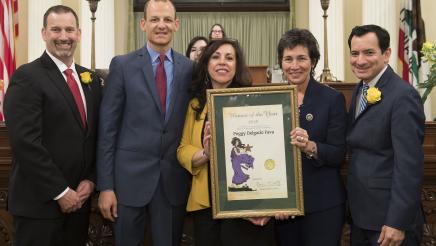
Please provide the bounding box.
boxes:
[248,65,268,84]
[0,82,435,245]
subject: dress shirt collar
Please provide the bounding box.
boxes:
[146,44,173,64]
[363,65,388,87]
[45,50,78,75]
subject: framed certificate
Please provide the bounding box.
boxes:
[207,85,304,219]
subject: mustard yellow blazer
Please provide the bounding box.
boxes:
[177,99,210,212]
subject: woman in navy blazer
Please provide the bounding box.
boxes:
[274,29,347,245]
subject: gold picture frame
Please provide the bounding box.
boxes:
[207,85,304,219]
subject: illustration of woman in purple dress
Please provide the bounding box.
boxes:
[230,137,255,190]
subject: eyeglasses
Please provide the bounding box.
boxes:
[212,30,223,33]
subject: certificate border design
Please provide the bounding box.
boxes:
[207,85,304,219]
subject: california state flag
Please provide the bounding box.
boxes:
[398,0,431,119]
[0,0,18,121]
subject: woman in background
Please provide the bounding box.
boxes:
[274,28,347,246]
[209,23,226,40]
[186,36,208,62]
[177,39,275,246]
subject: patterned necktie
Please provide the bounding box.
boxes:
[156,54,167,114]
[356,83,369,118]
[64,69,86,127]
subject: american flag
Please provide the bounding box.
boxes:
[0,0,18,121]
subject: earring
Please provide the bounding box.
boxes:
[204,73,210,87]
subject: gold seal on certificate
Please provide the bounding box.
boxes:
[264,159,276,170]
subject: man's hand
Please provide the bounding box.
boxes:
[378,225,405,246]
[98,190,118,222]
[57,189,81,213]
[76,180,95,204]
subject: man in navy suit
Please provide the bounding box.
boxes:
[4,5,101,245]
[97,0,193,245]
[347,24,425,246]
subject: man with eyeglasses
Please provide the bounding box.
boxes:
[97,0,193,245]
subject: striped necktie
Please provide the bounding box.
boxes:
[356,83,369,118]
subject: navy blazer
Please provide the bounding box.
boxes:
[347,66,425,231]
[97,46,193,206]
[4,52,101,218]
[299,78,347,213]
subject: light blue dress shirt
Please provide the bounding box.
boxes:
[147,45,174,112]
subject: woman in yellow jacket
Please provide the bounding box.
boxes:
[177,39,275,246]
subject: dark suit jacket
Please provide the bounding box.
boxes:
[347,66,425,231]
[4,52,101,218]
[299,78,347,213]
[96,46,193,207]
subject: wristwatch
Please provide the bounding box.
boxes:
[305,142,316,159]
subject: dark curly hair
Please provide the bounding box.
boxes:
[231,137,245,148]
[277,28,320,77]
[191,38,251,120]
[185,36,208,58]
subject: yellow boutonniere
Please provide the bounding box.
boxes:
[366,87,382,104]
[80,72,92,84]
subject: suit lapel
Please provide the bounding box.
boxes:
[41,52,85,131]
[76,65,94,135]
[371,66,391,91]
[139,47,165,119]
[350,81,363,124]
[299,78,316,129]
[165,52,181,125]
[350,66,392,126]
[352,82,376,123]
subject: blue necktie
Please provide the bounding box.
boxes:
[356,83,369,118]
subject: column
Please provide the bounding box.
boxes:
[28,0,61,62]
[80,0,115,69]
[309,0,344,81]
[362,0,397,72]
